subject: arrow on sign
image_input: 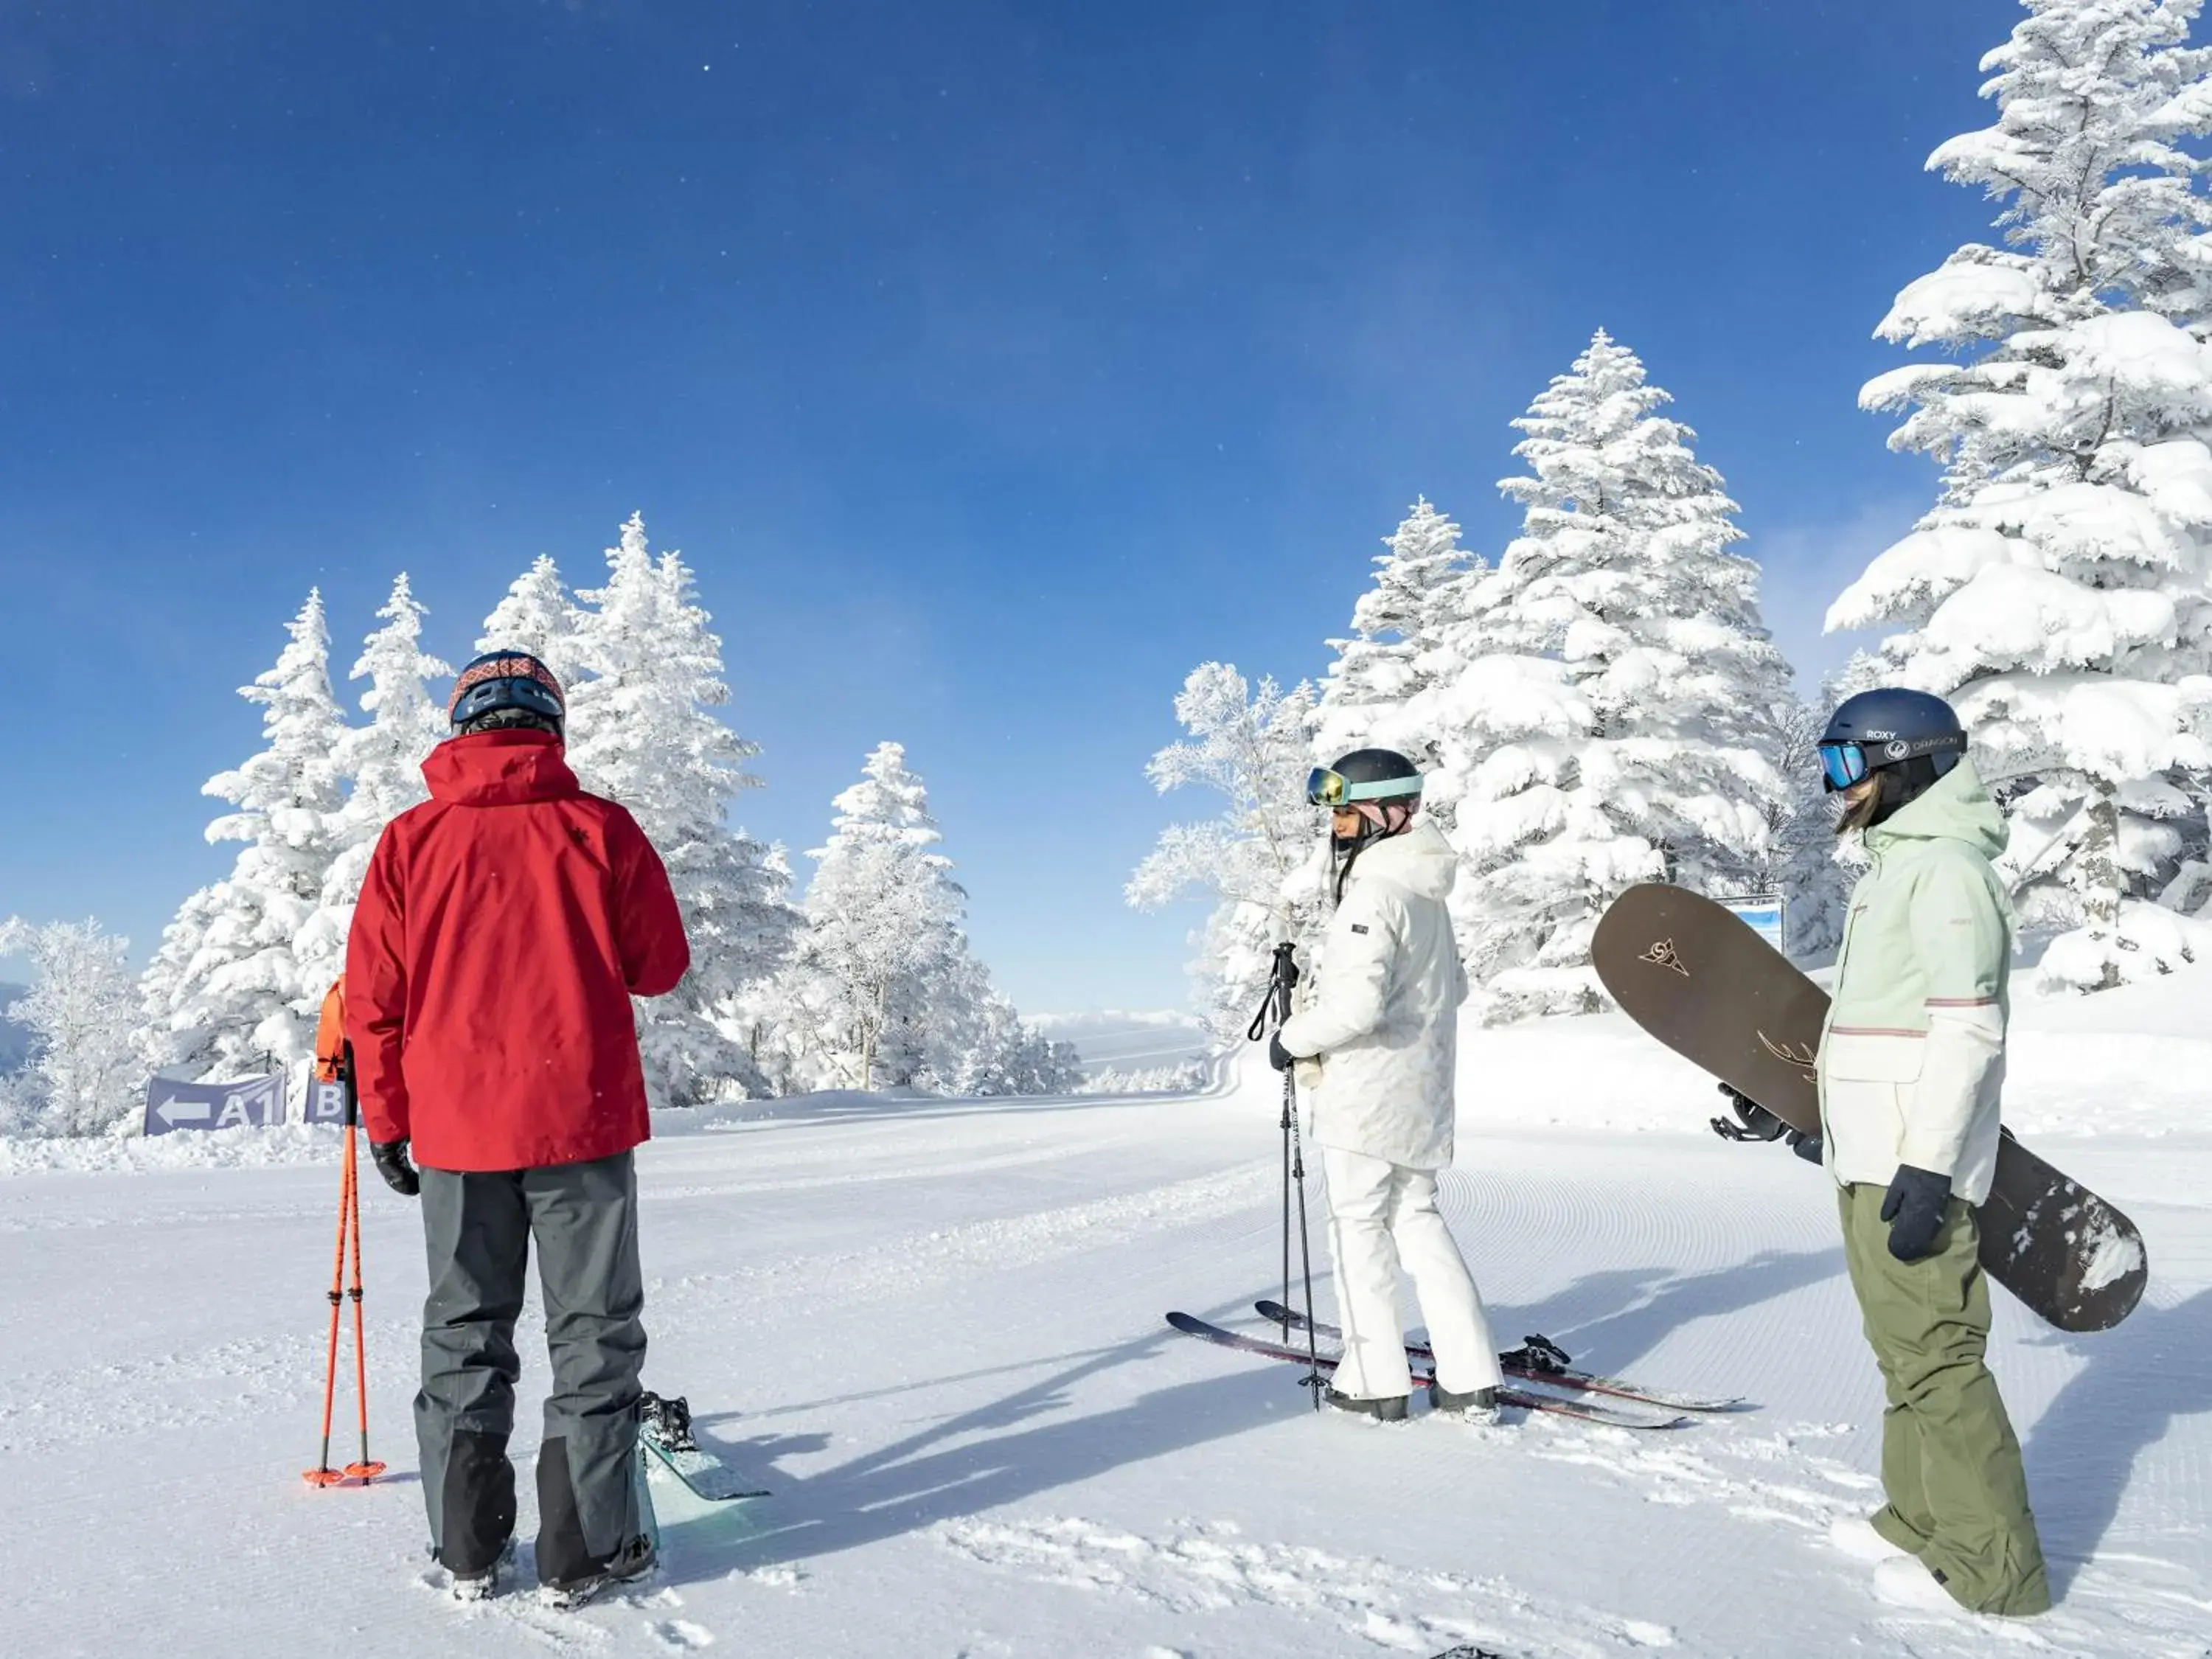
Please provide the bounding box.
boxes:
[157,1099,213,1127]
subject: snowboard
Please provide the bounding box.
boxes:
[1590,882,2147,1333]
[639,1433,770,1503]
[637,1391,769,1503]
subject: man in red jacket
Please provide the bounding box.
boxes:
[346,650,689,1604]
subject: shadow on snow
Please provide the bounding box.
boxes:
[649,1248,1837,1585]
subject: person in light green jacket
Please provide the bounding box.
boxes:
[1809,686,2050,1618]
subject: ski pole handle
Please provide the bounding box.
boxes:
[1245,941,1301,1043]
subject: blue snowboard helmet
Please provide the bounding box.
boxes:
[1817,688,1966,795]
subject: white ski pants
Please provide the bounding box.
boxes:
[1321,1146,1501,1400]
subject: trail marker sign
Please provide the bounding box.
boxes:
[144,1074,283,1136]
[305,1079,349,1126]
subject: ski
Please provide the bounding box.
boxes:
[1254,1299,1744,1413]
[638,1391,769,1503]
[1166,1312,1691,1430]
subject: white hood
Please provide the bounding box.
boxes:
[1344,819,1457,904]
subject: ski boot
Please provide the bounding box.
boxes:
[639,1390,697,1453]
[1323,1386,1408,1422]
[541,1532,658,1610]
[1430,1382,1500,1425]
[444,1537,516,1603]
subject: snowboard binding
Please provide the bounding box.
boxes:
[639,1390,697,1453]
[1710,1083,1790,1141]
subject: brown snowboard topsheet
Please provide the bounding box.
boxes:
[1591,883,2146,1333]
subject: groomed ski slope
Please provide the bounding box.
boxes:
[2,978,2209,1659]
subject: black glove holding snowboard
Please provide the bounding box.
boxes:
[369,1138,421,1197]
[1880,1164,1952,1262]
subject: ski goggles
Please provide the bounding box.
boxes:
[1307,765,1424,807]
[1818,732,1966,792]
[1817,742,1871,793]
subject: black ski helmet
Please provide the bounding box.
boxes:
[448,650,566,735]
[1309,747,1424,808]
[1817,687,1966,825]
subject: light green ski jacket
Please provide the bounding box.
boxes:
[1817,757,2012,1205]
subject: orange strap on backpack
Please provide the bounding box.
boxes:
[313,977,349,1085]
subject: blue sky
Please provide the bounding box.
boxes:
[0,0,2020,1012]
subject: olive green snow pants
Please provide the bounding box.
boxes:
[1838,1182,2050,1616]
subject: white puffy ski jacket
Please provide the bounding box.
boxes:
[1277,818,1469,1170]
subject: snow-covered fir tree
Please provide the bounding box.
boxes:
[0,918,142,1138]
[566,514,799,1101]
[1127,663,1330,1035]
[1763,696,1854,958]
[479,554,584,689]
[293,575,451,1005]
[142,591,349,1079]
[921,953,1083,1097]
[774,743,1077,1096]
[1413,330,1794,1018]
[1312,499,1484,809]
[1837,0,2212,991]
[785,742,968,1090]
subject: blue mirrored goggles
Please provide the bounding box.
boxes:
[1818,742,1870,793]
[1307,766,1423,807]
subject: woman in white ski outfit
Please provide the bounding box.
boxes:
[1273,749,1502,1421]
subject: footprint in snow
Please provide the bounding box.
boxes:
[645,1617,716,1649]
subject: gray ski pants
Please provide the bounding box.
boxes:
[414,1150,648,1582]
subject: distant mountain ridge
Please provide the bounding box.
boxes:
[1030,1009,1213,1079]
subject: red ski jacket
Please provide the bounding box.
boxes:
[345,729,690,1172]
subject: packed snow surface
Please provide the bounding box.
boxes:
[3,981,2210,1657]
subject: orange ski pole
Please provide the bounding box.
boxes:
[304,1129,355,1486]
[342,1075,385,1481]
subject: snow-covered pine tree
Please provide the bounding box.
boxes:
[566,514,799,1101]
[478,554,584,691]
[142,591,349,1080]
[293,575,451,1007]
[1313,500,1484,815]
[1416,330,1794,1018]
[1764,696,1853,958]
[786,742,968,1090]
[0,917,142,1138]
[1127,663,1331,1035]
[919,953,1084,1097]
[772,742,1072,1096]
[1837,0,2212,991]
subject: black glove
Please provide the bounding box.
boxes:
[1710,1084,1788,1142]
[1879,1164,1952,1262]
[1267,1033,1297,1074]
[369,1138,420,1197]
[1790,1132,1825,1165]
